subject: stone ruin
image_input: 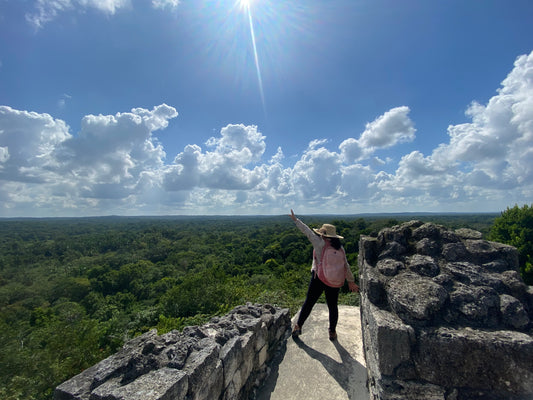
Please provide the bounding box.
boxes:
[54,303,290,400]
[359,221,533,400]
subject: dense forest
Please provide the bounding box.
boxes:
[0,213,499,399]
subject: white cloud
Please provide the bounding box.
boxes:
[26,0,130,28]
[375,51,533,211]
[164,124,267,192]
[1,51,533,216]
[340,106,415,163]
[0,147,9,164]
[152,0,180,11]
[0,106,71,182]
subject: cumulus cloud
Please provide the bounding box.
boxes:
[0,106,72,182]
[1,51,533,216]
[377,51,533,210]
[340,106,415,163]
[164,124,266,192]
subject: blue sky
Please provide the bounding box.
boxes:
[1,0,533,217]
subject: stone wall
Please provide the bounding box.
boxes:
[54,303,290,400]
[359,221,533,400]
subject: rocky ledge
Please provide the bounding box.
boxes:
[54,303,290,400]
[359,221,533,400]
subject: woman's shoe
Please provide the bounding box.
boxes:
[329,329,337,341]
[292,324,302,337]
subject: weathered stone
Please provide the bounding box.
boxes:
[501,270,529,299]
[220,335,244,390]
[442,261,503,289]
[414,327,533,393]
[370,377,447,400]
[407,254,440,277]
[387,272,448,325]
[91,368,188,400]
[376,258,403,276]
[378,225,411,247]
[378,240,407,260]
[362,261,387,306]
[54,304,290,400]
[359,235,379,266]
[185,338,221,400]
[415,237,441,257]
[412,222,442,241]
[465,239,519,267]
[455,228,483,240]
[448,284,500,327]
[359,221,533,400]
[500,294,530,330]
[442,242,469,262]
[361,301,415,377]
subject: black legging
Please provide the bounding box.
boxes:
[297,272,340,331]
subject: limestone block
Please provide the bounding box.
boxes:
[362,300,415,377]
[387,272,448,325]
[184,338,221,399]
[371,377,446,400]
[454,228,483,240]
[378,240,407,260]
[415,237,441,257]
[376,258,403,276]
[414,327,533,393]
[220,335,244,390]
[362,261,386,306]
[443,261,503,288]
[190,359,223,400]
[407,254,440,277]
[256,345,268,369]
[442,242,469,262]
[238,332,256,384]
[465,239,519,266]
[448,283,500,327]
[360,222,533,400]
[90,368,188,400]
[54,363,103,400]
[500,294,530,330]
[359,235,378,265]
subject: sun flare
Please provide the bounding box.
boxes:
[239,0,252,9]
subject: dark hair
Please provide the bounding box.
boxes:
[329,237,342,250]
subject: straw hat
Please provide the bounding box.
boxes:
[313,224,344,239]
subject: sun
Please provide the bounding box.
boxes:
[239,0,253,10]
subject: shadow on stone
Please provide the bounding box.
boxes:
[293,336,368,400]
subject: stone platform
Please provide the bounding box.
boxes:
[257,304,369,400]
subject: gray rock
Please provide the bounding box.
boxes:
[448,284,500,327]
[414,327,533,393]
[442,242,470,262]
[407,254,440,277]
[415,237,441,257]
[376,258,403,276]
[500,294,530,330]
[359,221,533,400]
[54,304,290,400]
[455,228,483,240]
[387,272,448,325]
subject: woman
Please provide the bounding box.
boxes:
[289,209,359,340]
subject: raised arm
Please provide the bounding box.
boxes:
[289,209,323,248]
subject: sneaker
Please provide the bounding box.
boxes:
[292,324,302,337]
[329,329,337,341]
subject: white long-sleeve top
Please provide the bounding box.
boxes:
[293,218,355,283]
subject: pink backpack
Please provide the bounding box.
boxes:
[314,241,347,288]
